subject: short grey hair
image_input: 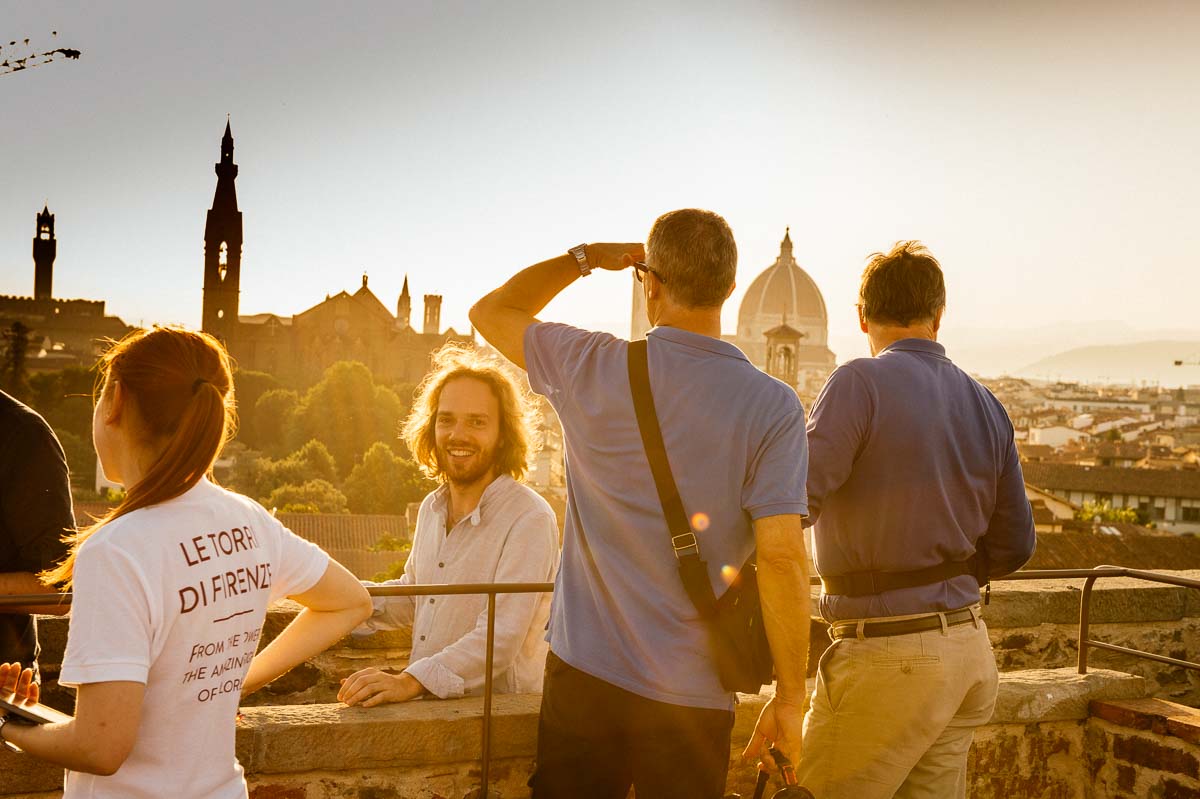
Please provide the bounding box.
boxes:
[646,208,737,309]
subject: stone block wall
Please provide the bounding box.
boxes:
[0,669,1153,799]
[982,571,1200,707]
[1087,698,1200,798]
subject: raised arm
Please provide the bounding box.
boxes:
[469,243,643,368]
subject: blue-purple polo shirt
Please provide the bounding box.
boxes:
[525,323,808,710]
[806,338,1036,622]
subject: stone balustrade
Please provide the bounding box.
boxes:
[0,668,1158,799]
[7,571,1199,798]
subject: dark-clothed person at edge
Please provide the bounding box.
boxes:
[799,241,1036,798]
[470,209,812,799]
[0,389,72,680]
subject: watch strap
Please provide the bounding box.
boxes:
[568,243,592,277]
[0,715,20,753]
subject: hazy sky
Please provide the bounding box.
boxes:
[3,1,1199,371]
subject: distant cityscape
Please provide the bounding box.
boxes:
[1,121,1199,555]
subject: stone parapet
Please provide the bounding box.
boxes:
[984,570,1200,627]
[1,668,1148,799]
[1088,697,1200,797]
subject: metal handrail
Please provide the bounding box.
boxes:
[4,566,1200,795]
[366,582,554,795]
[808,566,1200,675]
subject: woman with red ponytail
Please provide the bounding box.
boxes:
[0,326,371,798]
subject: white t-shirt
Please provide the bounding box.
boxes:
[58,478,329,799]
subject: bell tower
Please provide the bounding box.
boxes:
[33,205,56,300]
[764,319,804,389]
[202,119,243,342]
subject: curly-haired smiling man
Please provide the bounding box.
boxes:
[339,344,558,706]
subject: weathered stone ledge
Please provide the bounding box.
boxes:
[1091,697,1200,745]
[983,569,1200,628]
[0,668,1146,799]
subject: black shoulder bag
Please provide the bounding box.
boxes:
[627,339,774,694]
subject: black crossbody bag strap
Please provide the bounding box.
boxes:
[627,339,719,617]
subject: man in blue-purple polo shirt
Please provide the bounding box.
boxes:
[798,241,1035,798]
[470,209,811,799]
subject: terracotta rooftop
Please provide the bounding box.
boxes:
[1022,462,1200,500]
[1026,529,1200,571]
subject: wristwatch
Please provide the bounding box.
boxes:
[0,714,20,754]
[568,244,592,277]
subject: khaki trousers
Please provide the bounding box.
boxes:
[794,608,998,798]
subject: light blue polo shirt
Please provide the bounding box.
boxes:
[525,323,808,710]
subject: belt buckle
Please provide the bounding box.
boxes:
[671,532,699,558]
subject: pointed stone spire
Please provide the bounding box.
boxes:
[780,227,793,262]
[396,274,412,328]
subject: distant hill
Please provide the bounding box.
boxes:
[1017,340,1200,385]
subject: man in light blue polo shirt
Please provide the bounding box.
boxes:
[470,209,811,799]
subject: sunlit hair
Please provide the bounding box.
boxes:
[402,342,538,483]
[41,326,237,588]
[859,240,946,326]
[646,208,737,309]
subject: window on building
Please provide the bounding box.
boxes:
[218,242,229,281]
[1182,507,1200,522]
[39,225,50,240]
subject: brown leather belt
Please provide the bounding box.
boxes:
[829,607,978,641]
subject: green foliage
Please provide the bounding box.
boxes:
[232,370,283,448]
[265,479,348,514]
[368,533,411,553]
[57,430,97,488]
[226,439,338,503]
[343,441,433,515]
[289,362,405,476]
[372,558,409,582]
[1075,501,1139,524]
[253,389,300,457]
[1,322,32,401]
[43,395,95,441]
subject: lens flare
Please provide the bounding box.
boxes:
[720,564,737,586]
[691,512,710,531]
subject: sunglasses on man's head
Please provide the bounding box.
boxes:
[633,262,666,284]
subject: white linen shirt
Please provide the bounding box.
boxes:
[360,475,558,698]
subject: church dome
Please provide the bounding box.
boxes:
[737,229,828,335]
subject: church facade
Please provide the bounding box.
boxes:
[0,206,132,371]
[200,122,470,386]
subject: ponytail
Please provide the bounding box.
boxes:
[41,327,236,589]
